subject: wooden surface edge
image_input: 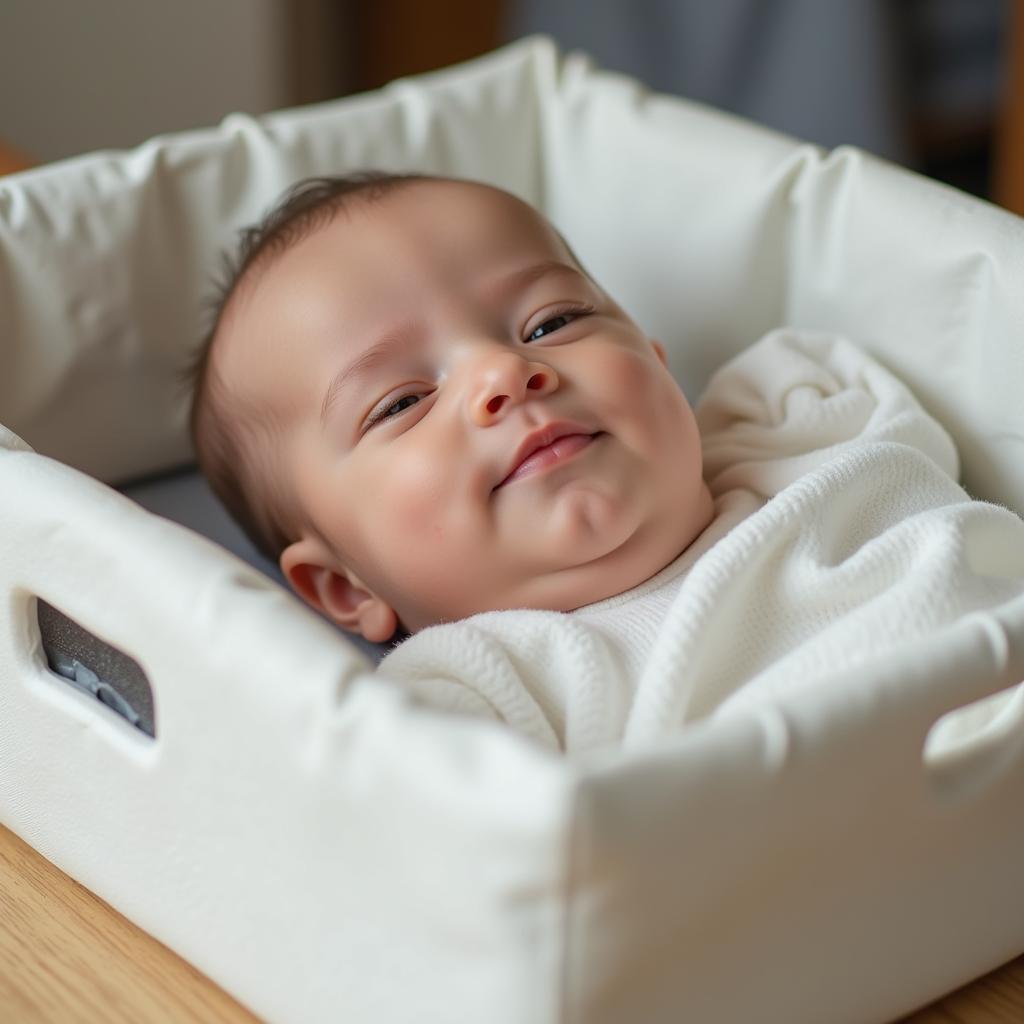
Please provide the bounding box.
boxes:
[0,824,259,1023]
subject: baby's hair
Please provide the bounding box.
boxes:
[181,171,432,565]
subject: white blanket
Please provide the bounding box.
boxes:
[380,330,1024,753]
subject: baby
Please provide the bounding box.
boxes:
[189,172,715,641]
[189,172,1024,753]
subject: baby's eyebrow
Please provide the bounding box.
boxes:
[320,333,406,428]
[484,259,586,303]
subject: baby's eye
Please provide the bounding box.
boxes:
[527,314,573,342]
[524,304,593,343]
[368,393,420,427]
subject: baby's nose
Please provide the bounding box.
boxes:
[469,351,559,425]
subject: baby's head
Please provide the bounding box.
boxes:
[188,173,712,641]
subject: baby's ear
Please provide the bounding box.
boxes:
[650,339,669,366]
[280,537,398,643]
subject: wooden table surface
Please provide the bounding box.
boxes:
[0,824,1021,1023]
[0,825,257,1023]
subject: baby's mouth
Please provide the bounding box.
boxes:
[495,429,603,490]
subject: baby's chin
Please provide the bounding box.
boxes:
[399,484,714,630]
[548,481,629,539]
[488,501,691,614]
[531,480,715,611]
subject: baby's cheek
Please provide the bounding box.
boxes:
[380,446,474,583]
[380,445,499,622]
[383,452,447,544]
[594,347,686,431]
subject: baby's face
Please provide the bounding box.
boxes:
[216,180,711,639]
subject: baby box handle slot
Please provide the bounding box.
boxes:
[916,599,1024,805]
[36,598,155,738]
[923,681,1024,805]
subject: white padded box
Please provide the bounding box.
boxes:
[2,37,1023,1024]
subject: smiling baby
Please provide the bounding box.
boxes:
[188,173,1024,753]
[189,173,714,642]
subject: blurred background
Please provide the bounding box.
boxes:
[0,0,1020,213]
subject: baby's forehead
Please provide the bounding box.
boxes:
[241,180,569,311]
[351,179,572,263]
[239,179,560,301]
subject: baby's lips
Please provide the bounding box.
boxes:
[495,422,600,489]
[502,433,597,487]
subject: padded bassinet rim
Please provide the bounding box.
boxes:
[2,35,1024,1024]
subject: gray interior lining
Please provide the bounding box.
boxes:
[38,598,156,737]
[121,465,389,665]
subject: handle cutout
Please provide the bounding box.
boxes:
[924,681,1024,803]
[36,598,156,738]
